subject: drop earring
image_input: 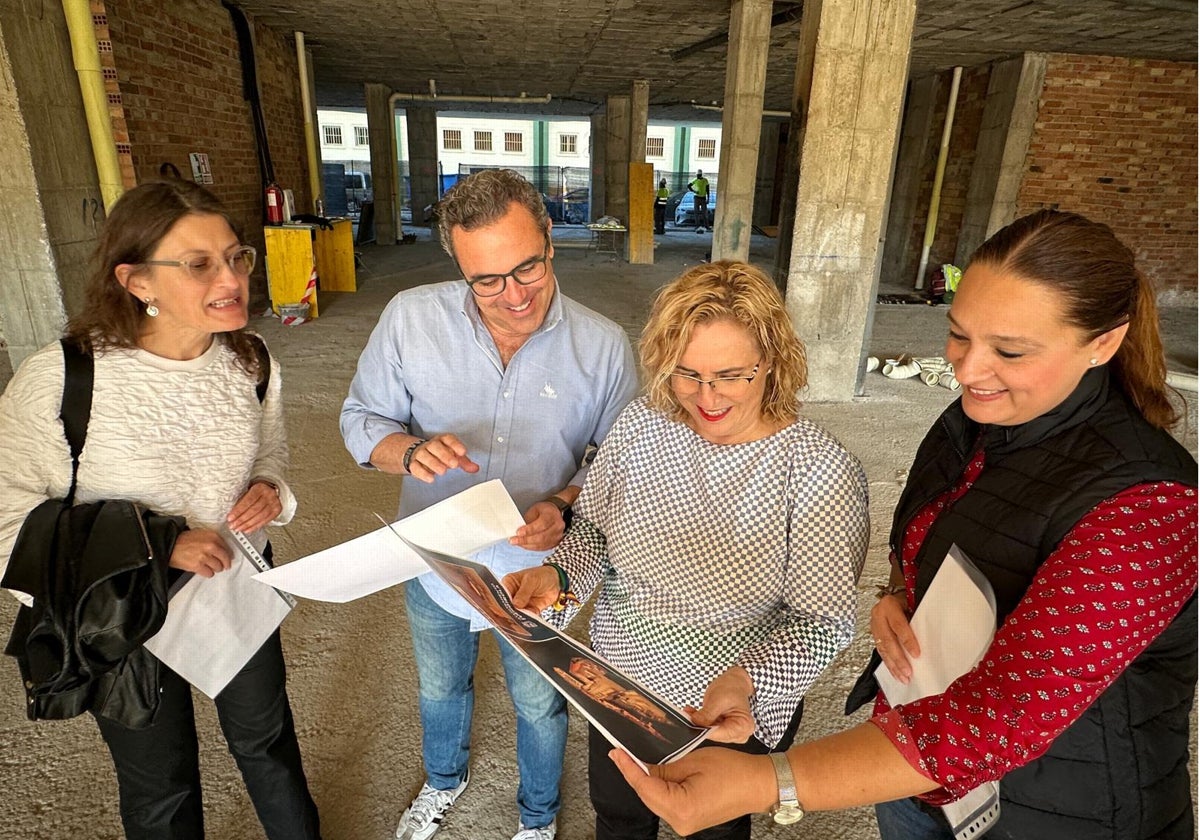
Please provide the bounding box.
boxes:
[145,299,159,317]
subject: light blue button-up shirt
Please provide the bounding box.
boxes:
[341,279,638,629]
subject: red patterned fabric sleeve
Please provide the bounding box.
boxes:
[870,481,1198,801]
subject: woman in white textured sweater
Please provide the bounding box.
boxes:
[0,181,320,839]
[506,261,870,840]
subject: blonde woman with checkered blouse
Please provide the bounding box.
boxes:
[505,261,870,840]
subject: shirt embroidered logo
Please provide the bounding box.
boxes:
[540,383,558,399]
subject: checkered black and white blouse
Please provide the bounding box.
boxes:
[549,397,870,747]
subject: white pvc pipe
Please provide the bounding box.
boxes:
[1166,370,1198,392]
[295,32,322,212]
[915,66,963,291]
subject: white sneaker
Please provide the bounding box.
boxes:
[512,820,557,840]
[394,770,469,840]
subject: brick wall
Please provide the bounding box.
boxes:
[903,64,991,286]
[1018,55,1197,297]
[104,0,309,301]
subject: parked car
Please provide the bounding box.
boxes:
[673,189,716,227]
[345,171,373,215]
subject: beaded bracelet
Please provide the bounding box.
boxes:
[544,562,580,611]
[402,438,427,473]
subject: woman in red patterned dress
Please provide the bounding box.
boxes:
[610,210,1197,840]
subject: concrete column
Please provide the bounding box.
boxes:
[784,0,918,402]
[590,112,606,222]
[365,83,398,244]
[880,74,942,285]
[772,0,821,285]
[629,80,649,163]
[406,105,440,227]
[753,121,783,228]
[956,52,1047,264]
[712,0,772,261]
[604,95,631,224]
[0,2,100,377]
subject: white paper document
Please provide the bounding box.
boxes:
[144,531,293,698]
[875,544,1001,840]
[251,479,526,603]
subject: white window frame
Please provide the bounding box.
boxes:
[646,136,665,158]
[322,125,343,146]
[354,126,370,146]
[697,138,717,159]
[474,130,493,152]
[504,132,523,153]
[443,129,463,150]
[560,133,577,155]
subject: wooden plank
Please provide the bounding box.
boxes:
[315,219,357,292]
[627,162,654,264]
[263,225,319,318]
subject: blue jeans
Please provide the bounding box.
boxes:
[405,578,567,828]
[875,797,954,840]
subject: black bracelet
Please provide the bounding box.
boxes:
[402,438,427,473]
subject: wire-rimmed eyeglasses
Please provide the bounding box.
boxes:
[669,362,761,396]
[462,240,550,297]
[144,246,257,283]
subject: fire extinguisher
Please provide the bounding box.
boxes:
[265,182,284,225]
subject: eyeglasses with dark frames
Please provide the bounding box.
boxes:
[461,239,551,297]
[144,246,257,283]
[669,362,762,396]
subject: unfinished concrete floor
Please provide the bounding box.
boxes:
[0,228,1195,840]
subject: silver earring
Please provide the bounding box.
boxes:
[145,299,159,317]
[1089,358,1098,366]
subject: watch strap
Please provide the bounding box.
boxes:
[768,752,805,824]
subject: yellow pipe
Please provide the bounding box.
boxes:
[915,66,962,291]
[63,0,124,211]
[295,31,323,212]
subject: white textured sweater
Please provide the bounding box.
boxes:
[0,338,295,604]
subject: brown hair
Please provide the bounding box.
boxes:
[640,261,807,424]
[436,169,549,260]
[64,180,262,379]
[969,209,1178,428]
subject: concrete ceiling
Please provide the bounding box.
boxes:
[235,0,1197,120]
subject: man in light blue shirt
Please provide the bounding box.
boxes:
[340,169,637,840]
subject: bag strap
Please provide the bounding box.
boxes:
[58,339,94,505]
[250,334,270,404]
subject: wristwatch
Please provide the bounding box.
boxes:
[768,752,805,825]
[545,495,573,529]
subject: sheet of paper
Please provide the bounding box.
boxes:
[875,545,1000,839]
[876,545,996,705]
[144,532,292,698]
[251,479,525,602]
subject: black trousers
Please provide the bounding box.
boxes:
[94,630,321,840]
[588,700,804,840]
[695,197,709,227]
[654,203,666,233]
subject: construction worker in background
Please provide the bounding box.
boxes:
[654,179,670,235]
[688,170,710,233]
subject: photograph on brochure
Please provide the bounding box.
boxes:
[394,533,711,768]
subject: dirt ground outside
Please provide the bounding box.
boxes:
[0,228,1195,839]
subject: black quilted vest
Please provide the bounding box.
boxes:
[848,367,1197,840]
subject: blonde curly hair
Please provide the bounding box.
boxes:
[639,261,807,424]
